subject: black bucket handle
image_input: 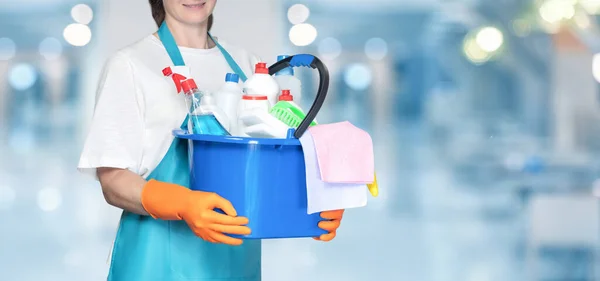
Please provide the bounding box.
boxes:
[268,54,330,139]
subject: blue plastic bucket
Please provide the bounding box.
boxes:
[174,54,331,239]
[173,129,325,239]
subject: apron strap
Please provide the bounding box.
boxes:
[157,21,248,81]
[209,33,248,82]
[157,21,186,66]
[157,21,249,131]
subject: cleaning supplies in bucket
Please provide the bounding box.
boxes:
[244,62,280,107]
[239,108,290,138]
[236,63,276,137]
[237,95,270,137]
[173,54,373,239]
[270,90,317,128]
[237,89,317,139]
[274,55,302,103]
[215,73,243,135]
[162,66,190,94]
[182,79,230,136]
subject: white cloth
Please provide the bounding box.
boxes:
[298,131,368,214]
[78,34,260,179]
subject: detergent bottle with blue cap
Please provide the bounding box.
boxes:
[274,55,302,103]
[215,73,243,135]
[181,78,230,136]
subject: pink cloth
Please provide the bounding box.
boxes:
[307,121,374,184]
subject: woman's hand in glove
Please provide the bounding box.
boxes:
[141,180,251,245]
[314,209,344,242]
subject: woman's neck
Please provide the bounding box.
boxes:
[163,17,215,49]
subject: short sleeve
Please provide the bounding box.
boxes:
[78,52,144,178]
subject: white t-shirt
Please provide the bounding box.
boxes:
[78,34,260,179]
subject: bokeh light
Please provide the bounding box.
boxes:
[39,37,63,60]
[8,63,38,91]
[523,155,544,174]
[37,187,62,212]
[539,0,576,24]
[0,37,17,60]
[462,26,505,65]
[580,0,600,14]
[574,11,592,29]
[344,63,372,91]
[463,37,492,64]
[287,4,310,25]
[289,23,317,46]
[63,23,92,47]
[475,27,504,53]
[364,37,388,61]
[71,4,94,25]
[318,37,342,60]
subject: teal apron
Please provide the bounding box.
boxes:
[107,22,260,281]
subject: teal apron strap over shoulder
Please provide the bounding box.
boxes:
[158,21,249,128]
[107,20,261,281]
[209,33,248,82]
[156,22,185,67]
[158,21,248,81]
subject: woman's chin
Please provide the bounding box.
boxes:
[181,17,210,26]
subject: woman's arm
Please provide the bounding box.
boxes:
[97,167,149,216]
[97,167,251,245]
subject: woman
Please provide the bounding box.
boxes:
[78,1,344,280]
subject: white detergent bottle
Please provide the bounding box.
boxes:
[276,89,302,111]
[237,94,270,137]
[274,55,302,103]
[244,62,280,107]
[215,73,243,135]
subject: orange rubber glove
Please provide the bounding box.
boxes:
[314,209,344,242]
[141,179,251,245]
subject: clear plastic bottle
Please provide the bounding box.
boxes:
[215,73,243,135]
[181,79,230,136]
[274,55,302,103]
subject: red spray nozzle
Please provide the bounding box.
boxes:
[162,67,173,76]
[181,79,198,94]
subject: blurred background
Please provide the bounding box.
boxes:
[3,0,600,280]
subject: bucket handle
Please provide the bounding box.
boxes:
[269,54,329,139]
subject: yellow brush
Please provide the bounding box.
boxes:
[367,172,379,197]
